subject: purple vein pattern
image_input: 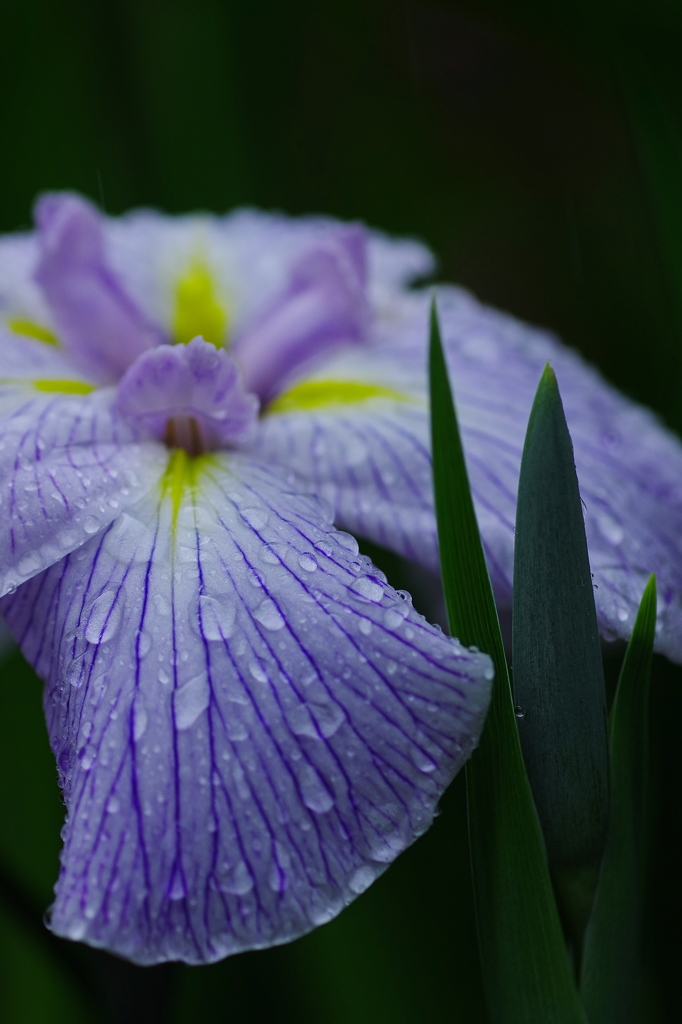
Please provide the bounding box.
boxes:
[0,190,681,961]
[3,457,490,963]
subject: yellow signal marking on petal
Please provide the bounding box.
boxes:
[7,318,60,346]
[32,378,94,394]
[162,448,215,531]
[266,379,412,414]
[172,261,228,348]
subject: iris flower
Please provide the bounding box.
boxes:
[1,193,681,965]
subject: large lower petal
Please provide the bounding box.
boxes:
[253,288,682,662]
[2,453,491,964]
[0,380,167,596]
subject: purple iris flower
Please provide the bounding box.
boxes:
[0,194,493,965]
[1,192,681,965]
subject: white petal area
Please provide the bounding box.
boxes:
[1,454,491,964]
[254,287,682,663]
[101,208,433,339]
[0,231,54,327]
[0,327,93,386]
[0,384,167,595]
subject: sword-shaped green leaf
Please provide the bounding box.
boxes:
[513,364,610,879]
[429,304,585,1024]
[580,574,657,1024]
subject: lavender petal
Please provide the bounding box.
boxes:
[116,337,259,449]
[2,453,491,964]
[254,288,682,662]
[33,194,163,383]
[233,227,369,402]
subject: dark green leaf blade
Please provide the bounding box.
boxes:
[513,364,610,878]
[580,574,657,1024]
[429,304,585,1024]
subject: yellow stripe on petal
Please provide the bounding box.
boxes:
[267,379,413,414]
[32,379,94,395]
[162,448,215,529]
[172,261,228,348]
[7,318,60,346]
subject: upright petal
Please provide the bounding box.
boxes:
[253,288,682,662]
[34,194,163,383]
[0,380,167,596]
[2,454,491,964]
[233,227,369,402]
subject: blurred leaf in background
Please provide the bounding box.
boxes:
[0,1,681,1021]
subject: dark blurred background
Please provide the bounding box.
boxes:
[1,1,681,1021]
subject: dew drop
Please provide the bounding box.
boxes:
[298,553,318,573]
[299,764,334,814]
[133,700,148,741]
[242,507,269,530]
[358,617,372,635]
[596,511,624,546]
[350,577,383,603]
[348,865,377,894]
[106,796,121,815]
[249,662,268,683]
[174,672,210,730]
[221,861,254,895]
[83,515,100,535]
[85,590,123,644]
[158,667,170,685]
[384,606,408,630]
[197,594,236,640]
[514,705,525,719]
[617,607,629,622]
[253,598,285,631]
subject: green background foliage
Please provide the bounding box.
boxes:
[0,1,681,1020]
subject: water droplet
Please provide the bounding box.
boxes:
[596,511,624,546]
[106,796,120,814]
[350,577,383,603]
[384,606,408,630]
[158,667,170,685]
[249,662,268,683]
[298,553,318,572]
[83,515,100,535]
[358,617,372,635]
[289,701,346,739]
[299,764,334,814]
[133,700,148,741]
[197,594,236,640]
[221,861,254,895]
[168,868,187,901]
[85,590,123,644]
[253,598,285,631]
[336,532,359,554]
[617,607,629,622]
[17,552,41,577]
[348,865,377,894]
[136,630,152,658]
[411,748,438,773]
[242,507,268,530]
[514,705,525,719]
[174,672,210,730]
[386,661,397,675]
[483,663,494,681]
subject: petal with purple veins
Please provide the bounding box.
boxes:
[0,384,167,595]
[253,287,682,662]
[1,452,491,964]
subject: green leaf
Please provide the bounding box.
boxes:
[429,303,585,1024]
[512,364,609,878]
[580,574,657,1024]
